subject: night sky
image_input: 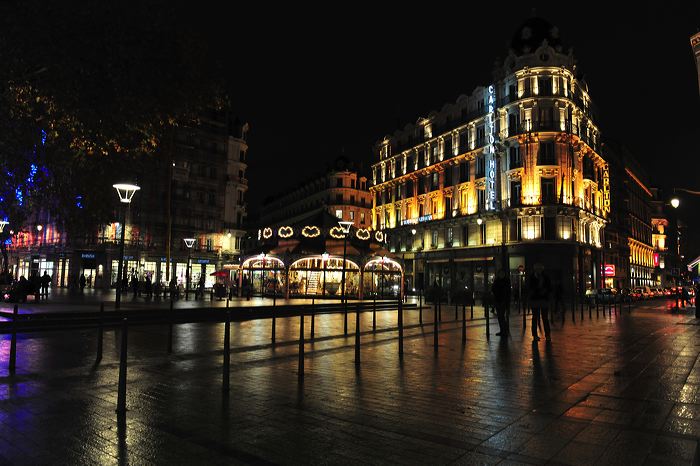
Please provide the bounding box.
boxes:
[209,2,700,254]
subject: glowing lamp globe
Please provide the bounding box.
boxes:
[183,238,196,249]
[670,197,680,209]
[338,221,353,234]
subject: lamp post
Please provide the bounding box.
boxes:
[338,220,353,335]
[183,238,195,299]
[322,251,329,298]
[113,183,140,309]
[0,220,7,275]
[260,253,267,297]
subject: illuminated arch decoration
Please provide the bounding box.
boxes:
[329,226,344,239]
[364,256,402,273]
[242,255,284,269]
[262,227,273,239]
[356,228,371,241]
[374,231,384,242]
[278,226,294,238]
[302,226,320,238]
[290,256,360,270]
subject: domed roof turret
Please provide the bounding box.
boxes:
[510,17,564,55]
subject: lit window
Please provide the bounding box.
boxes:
[522,216,541,240]
[335,209,343,219]
[350,211,355,221]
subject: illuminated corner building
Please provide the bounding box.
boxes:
[10,111,250,290]
[260,156,372,230]
[370,17,610,297]
[603,141,654,289]
[650,188,683,287]
[691,32,700,95]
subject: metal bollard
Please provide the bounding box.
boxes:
[397,298,403,359]
[433,303,439,352]
[222,311,230,392]
[485,303,490,340]
[9,305,18,374]
[344,301,348,336]
[310,298,315,340]
[470,302,474,320]
[355,304,361,365]
[116,318,128,415]
[580,301,584,321]
[298,309,305,380]
[167,299,174,353]
[418,291,423,325]
[96,302,104,363]
[462,304,466,343]
[522,303,527,330]
[271,313,276,345]
[454,304,458,321]
[373,295,377,332]
[438,298,442,322]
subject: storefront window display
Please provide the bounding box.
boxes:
[288,256,360,298]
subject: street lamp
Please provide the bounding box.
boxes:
[322,251,329,297]
[671,197,680,209]
[260,253,267,297]
[338,220,353,335]
[0,220,7,234]
[113,183,140,309]
[184,238,195,299]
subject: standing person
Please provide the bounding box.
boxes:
[526,263,552,342]
[79,273,86,293]
[197,276,205,300]
[492,269,511,337]
[40,271,51,298]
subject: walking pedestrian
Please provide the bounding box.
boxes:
[79,273,86,293]
[492,269,511,337]
[40,271,51,298]
[526,263,552,342]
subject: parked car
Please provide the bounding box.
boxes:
[596,288,618,304]
[619,288,634,303]
[633,287,650,300]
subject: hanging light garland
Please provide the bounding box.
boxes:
[302,225,320,238]
[374,231,384,242]
[278,226,294,238]
[329,226,344,239]
[262,227,273,239]
[355,228,370,240]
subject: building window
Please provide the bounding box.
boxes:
[444,167,453,186]
[476,126,485,146]
[431,230,438,247]
[239,150,246,162]
[522,216,541,240]
[538,142,556,165]
[540,178,556,204]
[476,155,485,178]
[459,161,470,183]
[458,131,468,153]
[350,179,355,188]
[350,211,355,221]
[336,194,343,203]
[431,172,439,191]
[447,227,453,244]
[394,207,400,223]
[360,212,365,224]
[510,181,521,207]
[445,197,452,215]
[350,195,355,204]
[335,209,343,219]
[444,138,453,157]
[477,189,486,210]
[336,178,343,187]
[557,216,573,240]
[509,146,522,168]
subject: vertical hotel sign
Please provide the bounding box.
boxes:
[602,163,610,213]
[485,84,497,210]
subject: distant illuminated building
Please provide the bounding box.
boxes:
[370,17,610,296]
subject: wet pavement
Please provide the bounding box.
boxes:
[0,300,698,464]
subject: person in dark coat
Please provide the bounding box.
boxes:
[79,273,86,293]
[491,269,511,337]
[526,263,552,342]
[40,271,51,298]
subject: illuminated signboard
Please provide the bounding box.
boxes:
[418,214,433,223]
[653,253,660,267]
[602,165,610,211]
[485,84,497,210]
[81,253,96,259]
[400,219,418,226]
[604,264,615,276]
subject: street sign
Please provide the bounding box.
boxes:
[604,264,615,276]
